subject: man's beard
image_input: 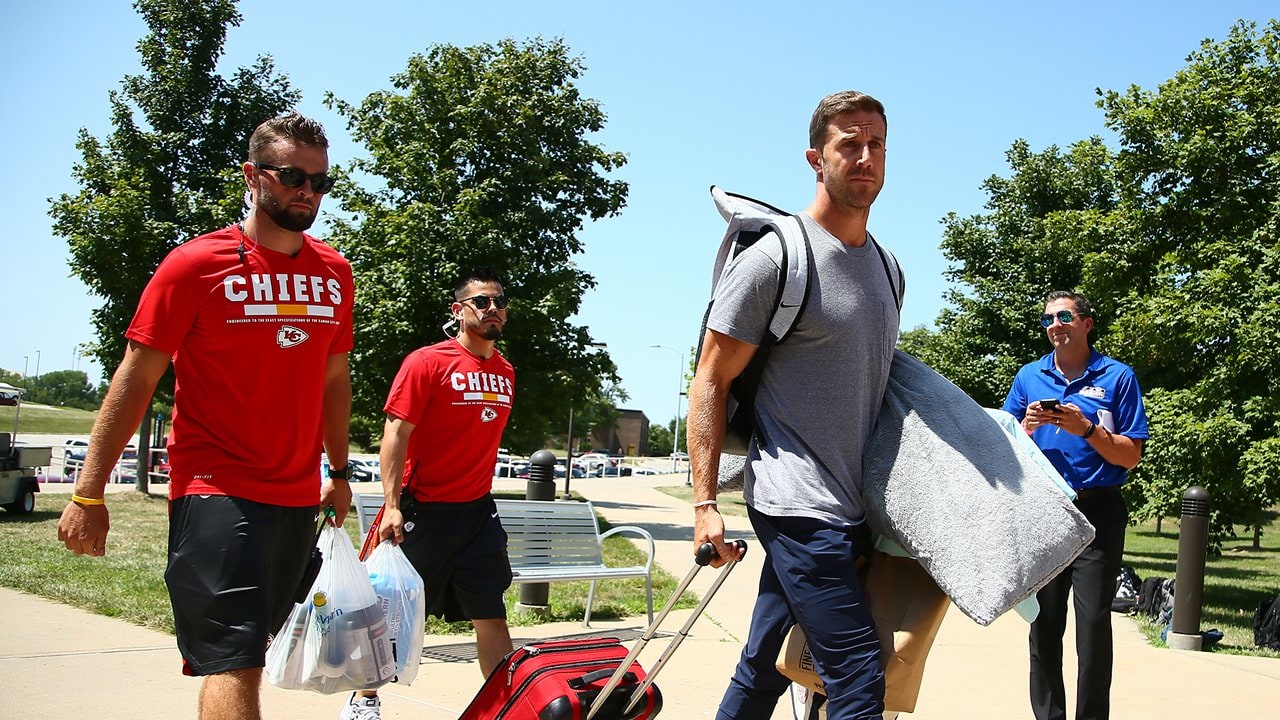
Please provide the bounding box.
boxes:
[822,161,881,211]
[476,323,504,341]
[257,187,318,232]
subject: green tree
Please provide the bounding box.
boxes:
[47,0,298,491]
[904,137,1120,408]
[648,423,674,457]
[1096,20,1280,544]
[21,370,98,410]
[915,20,1280,546]
[325,37,628,450]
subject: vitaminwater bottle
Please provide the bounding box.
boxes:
[314,592,347,676]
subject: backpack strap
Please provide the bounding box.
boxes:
[868,232,905,311]
[766,215,812,344]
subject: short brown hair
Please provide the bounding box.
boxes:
[248,112,328,162]
[808,91,887,150]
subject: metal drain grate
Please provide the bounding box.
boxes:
[420,626,663,663]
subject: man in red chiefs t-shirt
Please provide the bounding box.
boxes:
[57,113,354,720]
[341,267,515,720]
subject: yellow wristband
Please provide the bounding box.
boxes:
[71,494,105,506]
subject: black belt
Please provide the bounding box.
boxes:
[1074,486,1120,499]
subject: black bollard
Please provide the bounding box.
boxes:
[1168,486,1211,651]
[515,450,557,618]
[525,449,557,501]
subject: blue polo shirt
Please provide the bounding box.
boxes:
[1002,349,1149,491]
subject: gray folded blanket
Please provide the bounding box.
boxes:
[863,350,1095,625]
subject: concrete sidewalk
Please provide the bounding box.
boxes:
[5,475,1276,718]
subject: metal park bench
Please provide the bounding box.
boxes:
[354,494,655,626]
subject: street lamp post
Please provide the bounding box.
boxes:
[650,345,686,476]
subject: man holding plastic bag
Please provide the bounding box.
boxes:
[56,113,355,720]
[338,267,517,720]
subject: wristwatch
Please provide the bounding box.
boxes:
[326,465,352,481]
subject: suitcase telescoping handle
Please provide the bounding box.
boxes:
[586,540,748,720]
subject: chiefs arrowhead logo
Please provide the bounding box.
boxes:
[276,325,309,348]
[481,407,498,423]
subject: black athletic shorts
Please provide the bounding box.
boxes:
[165,495,318,676]
[399,494,513,622]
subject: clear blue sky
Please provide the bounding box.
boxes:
[1,1,1274,428]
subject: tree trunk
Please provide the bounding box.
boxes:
[1254,525,1262,551]
[1155,515,1163,535]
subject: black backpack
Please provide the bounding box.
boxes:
[1254,595,1280,650]
[696,187,904,457]
[1137,576,1175,623]
[1111,565,1141,614]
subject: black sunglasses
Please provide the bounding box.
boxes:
[460,295,510,311]
[252,162,336,194]
[1040,309,1084,327]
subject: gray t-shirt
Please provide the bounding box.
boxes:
[706,214,900,525]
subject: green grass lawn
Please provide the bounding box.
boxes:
[655,485,1279,658]
[657,485,748,516]
[0,403,97,435]
[0,490,694,637]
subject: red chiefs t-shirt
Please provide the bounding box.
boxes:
[126,225,354,506]
[384,339,515,503]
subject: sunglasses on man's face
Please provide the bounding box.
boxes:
[460,295,510,311]
[253,162,336,194]
[1040,310,1082,328]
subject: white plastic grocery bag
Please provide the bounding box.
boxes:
[267,524,397,693]
[364,541,427,685]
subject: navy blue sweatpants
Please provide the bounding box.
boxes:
[717,507,884,720]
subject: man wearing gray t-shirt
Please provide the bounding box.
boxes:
[689,90,901,720]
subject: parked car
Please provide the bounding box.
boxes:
[347,457,380,483]
[62,439,89,476]
[631,467,660,476]
[152,448,171,482]
[511,459,584,479]
[65,441,138,482]
[554,461,585,479]
[62,439,88,461]
[117,445,139,480]
[574,452,619,476]
[494,459,529,478]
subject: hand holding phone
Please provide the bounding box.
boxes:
[1039,399,1060,412]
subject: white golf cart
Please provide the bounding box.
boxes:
[0,382,51,514]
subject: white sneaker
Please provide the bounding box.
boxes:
[338,694,381,720]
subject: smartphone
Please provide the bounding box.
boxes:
[1039,399,1060,411]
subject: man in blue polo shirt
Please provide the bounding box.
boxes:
[1002,290,1149,720]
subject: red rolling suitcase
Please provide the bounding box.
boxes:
[456,541,746,720]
